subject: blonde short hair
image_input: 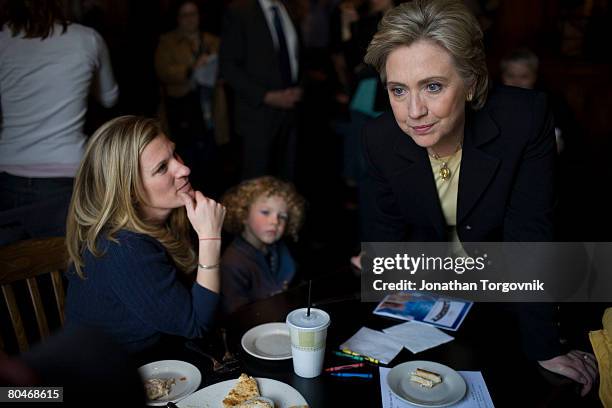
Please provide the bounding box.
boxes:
[66,116,196,278]
[221,176,305,241]
[364,0,489,109]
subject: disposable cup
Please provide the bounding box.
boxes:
[285,308,330,378]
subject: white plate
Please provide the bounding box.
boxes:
[138,360,201,406]
[387,361,467,407]
[241,322,292,360]
[176,377,308,408]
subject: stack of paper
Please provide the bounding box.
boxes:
[340,327,404,364]
[340,322,455,364]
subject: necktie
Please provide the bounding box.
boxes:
[271,5,292,87]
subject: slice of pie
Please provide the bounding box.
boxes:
[222,373,260,408]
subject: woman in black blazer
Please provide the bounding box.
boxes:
[361,0,597,396]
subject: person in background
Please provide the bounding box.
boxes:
[499,47,589,242]
[500,47,566,153]
[330,0,363,100]
[589,308,612,407]
[330,0,394,101]
[330,0,393,217]
[65,116,225,355]
[500,47,539,89]
[0,0,118,240]
[362,0,598,396]
[220,176,305,315]
[220,0,302,181]
[155,0,219,193]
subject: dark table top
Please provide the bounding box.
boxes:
[152,268,602,408]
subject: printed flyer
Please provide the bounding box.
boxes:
[373,291,472,331]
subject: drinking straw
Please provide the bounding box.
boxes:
[307,280,312,317]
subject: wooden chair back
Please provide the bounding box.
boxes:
[0,237,68,352]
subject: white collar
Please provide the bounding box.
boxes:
[259,0,282,11]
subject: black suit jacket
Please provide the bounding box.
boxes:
[219,0,300,136]
[362,85,556,243]
[362,85,561,360]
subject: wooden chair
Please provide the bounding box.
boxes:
[0,237,68,352]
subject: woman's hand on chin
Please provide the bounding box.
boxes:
[180,191,226,239]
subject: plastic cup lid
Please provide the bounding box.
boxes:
[286,308,330,331]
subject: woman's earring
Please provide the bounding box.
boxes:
[466,92,474,102]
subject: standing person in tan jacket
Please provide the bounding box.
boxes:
[155,0,220,194]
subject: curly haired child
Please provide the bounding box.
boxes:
[220,176,305,314]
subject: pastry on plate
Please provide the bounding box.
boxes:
[144,377,175,400]
[223,373,260,407]
[410,368,442,388]
[236,396,275,407]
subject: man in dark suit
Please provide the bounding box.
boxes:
[220,0,301,181]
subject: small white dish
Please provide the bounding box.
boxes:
[386,360,466,407]
[241,322,292,361]
[176,377,307,407]
[138,360,201,406]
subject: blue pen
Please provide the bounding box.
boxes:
[330,372,373,379]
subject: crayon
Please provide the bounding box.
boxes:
[333,350,364,361]
[324,363,365,372]
[330,372,373,378]
[340,348,380,364]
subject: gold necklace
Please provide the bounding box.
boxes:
[429,142,462,181]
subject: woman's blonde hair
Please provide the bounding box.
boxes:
[66,115,196,278]
[221,176,305,241]
[364,0,489,109]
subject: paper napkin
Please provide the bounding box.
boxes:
[340,327,404,364]
[383,321,454,354]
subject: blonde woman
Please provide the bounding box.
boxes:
[65,116,225,354]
